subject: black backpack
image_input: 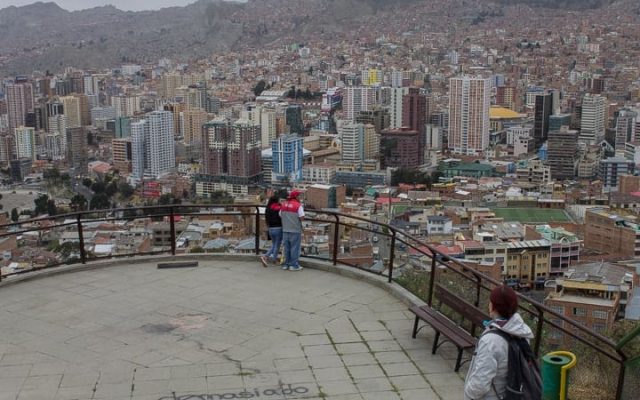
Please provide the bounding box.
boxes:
[487,329,543,400]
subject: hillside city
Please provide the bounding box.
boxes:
[0,0,639,376]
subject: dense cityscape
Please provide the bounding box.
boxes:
[0,0,639,398]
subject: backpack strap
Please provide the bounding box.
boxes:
[485,329,512,400]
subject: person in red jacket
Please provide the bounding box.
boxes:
[279,190,305,271]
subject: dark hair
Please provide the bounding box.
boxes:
[490,285,519,319]
[266,195,280,207]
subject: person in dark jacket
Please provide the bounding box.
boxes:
[261,195,282,267]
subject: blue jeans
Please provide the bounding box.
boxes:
[265,227,283,261]
[283,232,302,268]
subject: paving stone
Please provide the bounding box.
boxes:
[329,332,363,343]
[388,374,430,390]
[312,366,351,382]
[335,343,369,354]
[353,377,393,393]
[318,380,359,396]
[304,344,338,357]
[341,353,377,367]
[367,340,402,352]
[359,390,401,400]
[347,364,386,380]
[380,362,421,377]
[398,388,440,400]
[299,334,331,346]
[307,355,344,369]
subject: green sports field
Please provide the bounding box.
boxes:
[491,208,571,223]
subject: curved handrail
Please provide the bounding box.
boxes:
[0,203,630,398]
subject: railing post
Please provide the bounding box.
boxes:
[534,306,544,357]
[428,255,437,307]
[616,361,626,400]
[77,214,86,264]
[255,207,260,256]
[474,274,481,307]
[388,230,396,283]
[332,214,339,265]
[169,206,176,256]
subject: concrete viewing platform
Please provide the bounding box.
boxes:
[0,257,465,400]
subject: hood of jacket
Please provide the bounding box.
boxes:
[489,312,534,339]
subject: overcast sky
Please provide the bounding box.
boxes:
[0,1,245,12]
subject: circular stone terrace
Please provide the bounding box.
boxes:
[0,256,465,400]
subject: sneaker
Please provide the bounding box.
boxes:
[260,256,269,268]
[289,265,303,271]
[281,265,289,270]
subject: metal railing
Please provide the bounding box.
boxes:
[0,204,634,399]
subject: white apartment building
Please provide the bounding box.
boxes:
[448,76,491,155]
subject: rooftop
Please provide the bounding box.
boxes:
[0,257,464,400]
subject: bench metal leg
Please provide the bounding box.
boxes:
[412,316,420,338]
[431,331,440,355]
[454,348,463,372]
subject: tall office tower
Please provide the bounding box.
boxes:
[380,128,421,168]
[164,102,185,136]
[131,111,176,180]
[48,114,67,159]
[201,119,262,184]
[112,138,133,174]
[0,135,14,166]
[447,76,490,155]
[181,86,207,110]
[339,122,365,163]
[115,117,131,138]
[60,96,82,128]
[272,134,304,184]
[389,87,409,129]
[533,92,553,148]
[579,94,607,144]
[67,127,88,176]
[260,108,278,149]
[6,78,34,133]
[182,109,209,145]
[159,73,183,98]
[546,127,579,180]
[206,96,221,114]
[402,88,427,164]
[391,70,404,88]
[37,77,53,98]
[83,75,101,96]
[356,108,390,136]
[496,86,518,111]
[285,105,304,135]
[76,94,91,126]
[111,95,141,118]
[90,107,117,127]
[343,86,377,120]
[615,109,638,152]
[549,114,572,132]
[14,126,36,161]
[363,124,379,161]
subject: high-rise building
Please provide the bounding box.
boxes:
[600,157,635,192]
[201,119,262,184]
[546,127,579,180]
[533,92,552,148]
[90,107,117,127]
[47,115,67,160]
[448,76,490,155]
[164,102,185,137]
[356,108,390,136]
[14,126,36,161]
[131,111,176,180]
[182,109,209,145]
[579,94,607,144]
[615,109,637,152]
[112,138,132,174]
[60,96,81,128]
[402,88,428,164]
[115,117,131,139]
[260,108,278,149]
[389,87,409,129]
[339,122,365,163]
[343,87,377,120]
[0,135,14,166]
[111,95,141,118]
[496,86,519,111]
[549,114,572,132]
[272,134,304,184]
[66,127,88,176]
[380,128,421,168]
[285,105,304,135]
[6,78,34,134]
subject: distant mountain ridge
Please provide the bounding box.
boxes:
[0,0,628,75]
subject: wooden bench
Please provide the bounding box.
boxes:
[409,283,490,372]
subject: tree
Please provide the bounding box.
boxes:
[34,194,50,215]
[82,178,93,188]
[90,193,110,210]
[253,80,267,96]
[70,194,88,211]
[105,182,118,197]
[10,208,18,222]
[118,182,134,199]
[47,199,57,216]
[190,246,205,254]
[91,181,106,194]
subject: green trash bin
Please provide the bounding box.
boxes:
[542,351,577,400]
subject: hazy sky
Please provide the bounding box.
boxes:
[0,1,244,12]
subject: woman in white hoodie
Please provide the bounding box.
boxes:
[464,285,534,400]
